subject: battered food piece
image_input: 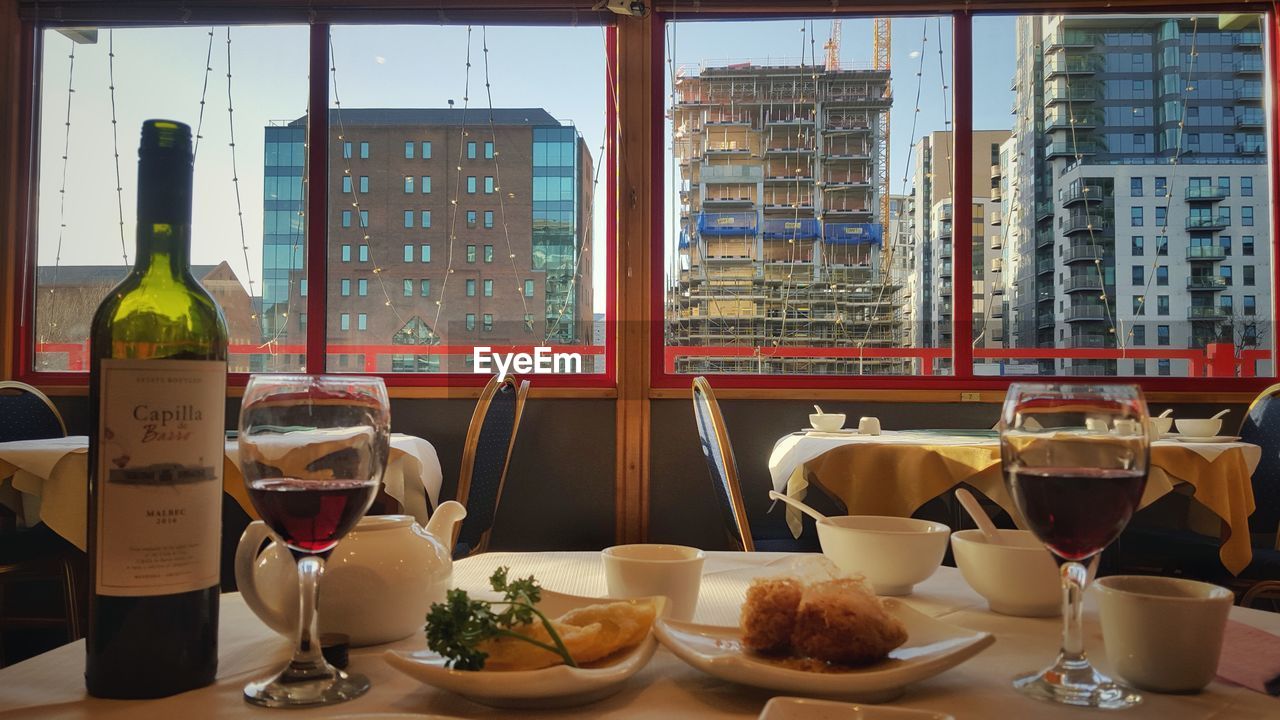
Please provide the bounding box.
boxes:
[739,578,804,654]
[790,578,908,665]
[476,599,657,670]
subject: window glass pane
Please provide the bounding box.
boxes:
[974,13,1273,377]
[32,26,308,373]
[326,26,607,374]
[664,17,946,375]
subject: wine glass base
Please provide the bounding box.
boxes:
[244,662,371,708]
[1013,661,1142,710]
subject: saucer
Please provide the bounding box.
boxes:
[805,428,857,435]
[1174,435,1241,444]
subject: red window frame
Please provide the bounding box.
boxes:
[12,21,618,389]
[650,8,1280,393]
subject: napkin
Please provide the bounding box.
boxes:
[1216,620,1280,695]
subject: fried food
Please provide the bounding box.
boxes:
[740,578,804,654]
[475,600,656,670]
[790,578,908,665]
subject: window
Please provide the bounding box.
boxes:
[403,245,414,263]
[422,176,432,193]
[1243,206,1255,226]
[343,141,352,159]
[1242,177,1254,197]
[1154,177,1167,197]
[1158,325,1170,346]
[467,176,477,194]
[1157,295,1169,316]
[404,210,414,228]
[420,244,431,263]
[1244,266,1256,286]
[1244,236,1255,256]
[359,245,369,262]
[484,245,494,263]
[404,141,415,159]
[524,279,535,297]
[1222,266,1234,286]
[357,210,369,228]
[467,141,477,159]
[404,176,414,193]
[1158,359,1171,376]
[420,280,431,297]
[1220,236,1232,256]
[1130,177,1142,197]
[342,176,352,193]
[466,313,476,331]
[341,245,351,262]
[359,141,369,159]
[483,314,494,332]
[340,279,351,297]
[484,210,494,228]
[342,210,352,228]
[483,279,494,297]
[1154,207,1166,227]
[1132,325,1146,345]
[1245,295,1257,316]
[484,141,495,159]
[1133,359,1146,375]
[403,279,412,296]
[340,313,350,331]
[358,313,367,331]
[421,210,431,228]
[1156,236,1168,256]
[467,245,477,263]
[1133,296,1145,315]
[466,279,476,297]
[358,279,368,296]
[1156,266,1168,286]
[467,210,478,227]
[1131,236,1143,256]
[359,176,369,193]
[1131,207,1143,226]
[484,176,494,194]
[1132,266,1144,284]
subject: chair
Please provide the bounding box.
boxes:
[0,382,80,665]
[691,377,820,552]
[451,375,529,559]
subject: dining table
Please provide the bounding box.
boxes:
[0,550,1277,718]
[769,429,1263,574]
[0,433,443,549]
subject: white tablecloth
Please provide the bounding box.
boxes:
[0,434,443,549]
[1,552,1277,718]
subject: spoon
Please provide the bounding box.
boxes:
[813,404,824,415]
[768,490,828,523]
[955,488,1003,545]
[1158,409,1174,418]
[1210,409,1230,421]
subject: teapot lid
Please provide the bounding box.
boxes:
[354,514,415,532]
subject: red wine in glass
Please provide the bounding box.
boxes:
[248,478,378,554]
[1009,467,1147,561]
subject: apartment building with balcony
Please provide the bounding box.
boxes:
[668,61,904,374]
[1010,15,1270,376]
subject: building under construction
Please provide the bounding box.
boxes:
[667,59,905,374]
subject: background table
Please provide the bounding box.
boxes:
[770,431,1262,574]
[0,434,443,549]
[1,551,1277,719]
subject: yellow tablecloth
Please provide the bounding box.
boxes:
[770,431,1261,575]
[0,434,442,550]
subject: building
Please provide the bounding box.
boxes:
[1010,15,1270,376]
[909,130,1012,373]
[33,262,259,372]
[261,108,595,373]
[667,61,904,375]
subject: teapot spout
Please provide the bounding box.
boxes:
[424,500,467,553]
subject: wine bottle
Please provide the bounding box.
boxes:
[86,120,228,698]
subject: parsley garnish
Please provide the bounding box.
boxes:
[424,567,578,670]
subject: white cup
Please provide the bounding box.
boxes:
[857,416,881,435]
[602,544,705,621]
[1095,575,1233,693]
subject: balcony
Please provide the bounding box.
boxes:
[1186,215,1230,231]
[1045,141,1102,159]
[821,175,872,189]
[701,165,764,183]
[705,145,752,155]
[1036,257,1055,274]
[1235,31,1263,47]
[1035,201,1055,221]
[1044,87,1101,105]
[1187,276,1228,291]
[1064,275,1103,293]
[1064,244,1106,263]
[765,115,815,126]
[1235,86,1264,102]
[764,145,816,155]
[1044,55,1105,77]
[990,236,1003,251]
[990,209,1002,226]
[1037,312,1055,329]
[1065,304,1107,322]
[1236,109,1266,128]
[1185,186,1230,202]
[1063,214,1111,235]
[1062,184,1107,207]
[1188,306,1231,321]
[1069,334,1112,349]
[1046,30,1099,51]
[1045,110,1103,132]
[1186,246,1227,261]
[1235,55,1264,75]
[938,243,952,259]
[939,205,953,221]
[1035,228,1055,249]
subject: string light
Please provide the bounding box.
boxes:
[192,29,215,159]
[43,40,76,350]
[225,28,258,302]
[108,30,128,267]
[429,25,476,342]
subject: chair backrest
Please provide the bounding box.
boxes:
[452,375,529,557]
[0,381,67,443]
[1239,383,1280,543]
[691,377,754,551]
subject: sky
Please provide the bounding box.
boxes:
[35,18,1018,316]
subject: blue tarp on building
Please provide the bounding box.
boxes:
[823,222,882,245]
[697,212,757,236]
[678,230,691,249]
[762,218,821,239]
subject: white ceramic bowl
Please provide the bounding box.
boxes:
[1149,417,1173,437]
[1175,418,1222,438]
[951,529,1061,617]
[816,516,950,596]
[809,413,847,432]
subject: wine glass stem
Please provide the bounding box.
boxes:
[1059,560,1089,661]
[294,555,326,669]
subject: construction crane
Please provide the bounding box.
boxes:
[826,20,893,234]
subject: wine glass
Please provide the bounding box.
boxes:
[999,383,1150,710]
[238,374,390,708]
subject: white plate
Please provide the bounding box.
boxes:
[1174,435,1242,444]
[655,598,993,703]
[329,715,467,720]
[805,428,858,436]
[760,697,955,720]
[384,591,662,709]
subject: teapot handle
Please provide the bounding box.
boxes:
[234,521,292,635]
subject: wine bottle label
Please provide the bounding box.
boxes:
[95,359,226,596]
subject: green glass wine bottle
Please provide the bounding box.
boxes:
[86,119,228,698]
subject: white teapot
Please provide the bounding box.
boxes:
[235,501,466,647]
